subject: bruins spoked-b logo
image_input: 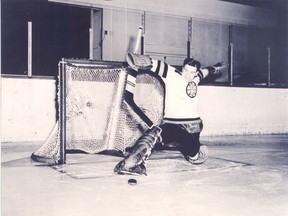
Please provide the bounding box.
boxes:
[186,81,197,98]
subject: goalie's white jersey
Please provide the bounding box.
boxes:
[150,59,208,124]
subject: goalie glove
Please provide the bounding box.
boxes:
[114,125,162,175]
[205,62,228,76]
[126,52,153,71]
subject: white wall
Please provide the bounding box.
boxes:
[1,77,288,143]
[2,77,57,142]
[198,86,288,136]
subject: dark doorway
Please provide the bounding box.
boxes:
[1,0,91,76]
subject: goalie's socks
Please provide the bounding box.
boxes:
[114,160,147,176]
[30,152,59,165]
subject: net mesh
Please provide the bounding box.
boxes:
[32,60,164,164]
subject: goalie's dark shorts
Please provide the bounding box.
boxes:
[159,120,203,158]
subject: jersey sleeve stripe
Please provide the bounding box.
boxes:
[162,63,168,78]
[125,73,137,93]
[155,60,161,75]
[197,70,204,81]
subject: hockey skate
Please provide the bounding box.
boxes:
[114,160,147,176]
[114,126,162,175]
[186,144,208,165]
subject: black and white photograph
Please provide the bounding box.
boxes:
[1,0,288,215]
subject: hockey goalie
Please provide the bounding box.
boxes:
[114,53,227,175]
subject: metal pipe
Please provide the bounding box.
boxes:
[28,22,32,77]
[267,47,271,87]
[229,43,234,86]
[141,12,146,55]
[228,25,233,86]
[89,28,93,59]
[187,17,192,58]
[89,9,94,59]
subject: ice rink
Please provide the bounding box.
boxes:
[1,134,288,216]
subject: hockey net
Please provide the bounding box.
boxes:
[32,59,164,164]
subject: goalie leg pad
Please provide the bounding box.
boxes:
[114,126,162,175]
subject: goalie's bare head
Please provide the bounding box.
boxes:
[183,57,201,71]
[182,58,201,81]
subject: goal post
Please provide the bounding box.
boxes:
[59,59,66,164]
[32,58,165,165]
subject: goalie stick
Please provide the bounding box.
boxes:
[124,25,162,129]
[134,26,143,54]
[114,27,164,175]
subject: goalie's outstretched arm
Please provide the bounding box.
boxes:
[194,62,228,84]
[126,52,228,84]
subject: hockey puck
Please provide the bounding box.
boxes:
[128,178,137,185]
